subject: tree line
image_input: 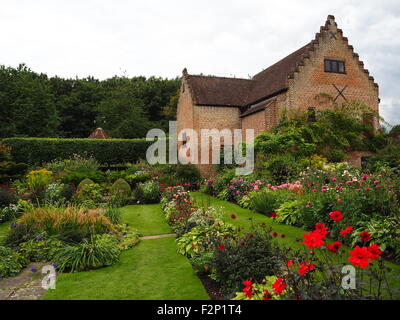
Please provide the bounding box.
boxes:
[0,64,181,139]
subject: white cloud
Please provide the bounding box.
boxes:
[0,0,399,123]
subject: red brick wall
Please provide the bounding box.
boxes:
[286,19,379,130]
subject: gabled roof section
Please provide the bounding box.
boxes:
[183,69,252,107]
[183,15,379,108]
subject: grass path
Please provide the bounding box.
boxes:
[120,204,172,236]
[0,221,11,242]
[191,192,400,298]
[41,205,209,300]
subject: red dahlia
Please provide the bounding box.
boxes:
[315,223,329,237]
[340,226,353,237]
[349,246,373,269]
[329,211,343,222]
[298,262,315,276]
[360,231,372,242]
[326,241,342,253]
[302,230,325,249]
[272,277,286,295]
[367,243,382,260]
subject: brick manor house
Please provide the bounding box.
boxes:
[176,15,380,175]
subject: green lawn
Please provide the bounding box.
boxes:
[192,192,306,248]
[41,205,208,300]
[43,236,208,300]
[191,192,400,298]
[119,204,172,236]
[0,221,12,243]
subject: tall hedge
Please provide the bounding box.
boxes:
[1,138,154,165]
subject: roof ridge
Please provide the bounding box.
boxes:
[187,74,253,81]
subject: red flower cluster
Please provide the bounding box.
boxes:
[298,262,315,276]
[243,279,253,299]
[329,211,343,222]
[360,231,372,242]
[272,277,286,295]
[315,223,329,237]
[263,289,272,300]
[302,230,325,249]
[349,244,382,269]
[326,241,342,253]
[340,226,353,238]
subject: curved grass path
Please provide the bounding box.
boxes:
[41,205,209,300]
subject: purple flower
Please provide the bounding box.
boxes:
[30,267,38,273]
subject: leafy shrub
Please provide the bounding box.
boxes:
[250,190,279,215]
[26,168,53,194]
[0,187,17,208]
[211,226,280,294]
[176,222,236,258]
[352,216,400,263]
[0,246,27,278]
[113,224,140,250]
[275,200,304,226]
[261,154,301,184]
[2,137,153,166]
[0,203,22,223]
[44,183,70,206]
[74,182,104,207]
[19,236,65,262]
[54,234,120,272]
[172,164,201,185]
[110,178,131,206]
[44,154,100,175]
[134,181,161,204]
[126,171,152,187]
[0,143,28,182]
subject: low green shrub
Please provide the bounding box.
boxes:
[110,178,131,206]
[275,200,304,226]
[74,182,104,207]
[0,187,18,208]
[210,226,280,294]
[19,236,65,262]
[134,181,161,204]
[126,171,152,187]
[250,190,278,215]
[54,234,120,272]
[0,246,27,278]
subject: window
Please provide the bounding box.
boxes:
[307,107,316,122]
[324,59,345,74]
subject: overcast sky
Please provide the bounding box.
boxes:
[1,0,399,126]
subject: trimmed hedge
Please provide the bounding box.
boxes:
[2,138,153,165]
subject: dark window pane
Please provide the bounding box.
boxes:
[325,60,331,72]
[332,61,338,72]
[338,62,345,73]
